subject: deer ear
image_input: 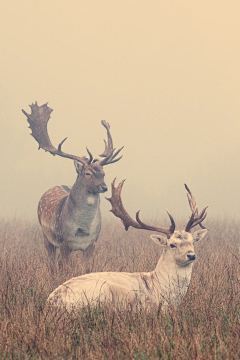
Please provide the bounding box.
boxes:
[74,160,83,174]
[193,229,208,242]
[150,234,168,246]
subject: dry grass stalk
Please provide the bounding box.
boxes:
[0,218,239,359]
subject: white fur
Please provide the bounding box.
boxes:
[47,229,208,311]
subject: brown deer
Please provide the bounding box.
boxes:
[22,102,123,271]
[47,180,208,311]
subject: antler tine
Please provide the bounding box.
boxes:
[100,146,124,166]
[86,147,93,165]
[105,178,140,231]
[136,208,175,237]
[106,178,175,238]
[99,120,124,166]
[185,184,198,216]
[99,121,113,157]
[22,102,90,165]
[166,209,176,234]
[58,137,68,152]
[184,184,208,232]
[190,207,208,229]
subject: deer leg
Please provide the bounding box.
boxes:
[43,235,58,271]
[82,243,95,274]
[59,244,72,270]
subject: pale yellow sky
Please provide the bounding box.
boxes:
[1,1,240,220]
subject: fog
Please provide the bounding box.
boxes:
[1,1,240,223]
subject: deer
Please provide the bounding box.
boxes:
[47,179,209,311]
[22,102,123,271]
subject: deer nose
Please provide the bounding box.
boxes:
[187,253,196,261]
[101,185,108,193]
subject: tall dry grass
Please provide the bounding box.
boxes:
[0,217,240,359]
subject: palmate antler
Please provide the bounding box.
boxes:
[22,102,123,166]
[184,184,208,232]
[106,178,176,238]
[22,102,89,165]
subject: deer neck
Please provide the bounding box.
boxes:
[66,176,100,221]
[153,249,193,306]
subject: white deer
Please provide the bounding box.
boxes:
[47,180,208,311]
[22,102,123,271]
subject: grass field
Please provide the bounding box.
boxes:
[0,217,240,359]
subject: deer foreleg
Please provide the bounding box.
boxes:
[82,243,95,274]
[43,235,57,261]
[59,243,72,270]
[43,235,60,273]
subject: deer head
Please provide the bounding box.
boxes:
[22,102,124,194]
[150,229,208,267]
[106,179,208,266]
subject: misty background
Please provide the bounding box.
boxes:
[1,1,240,224]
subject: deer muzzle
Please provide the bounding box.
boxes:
[187,253,196,261]
[100,184,108,193]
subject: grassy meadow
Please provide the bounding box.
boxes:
[0,217,240,359]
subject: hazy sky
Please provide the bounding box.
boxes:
[1,1,240,223]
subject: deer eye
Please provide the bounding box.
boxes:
[170,244,176,248]
[85,172,92,177]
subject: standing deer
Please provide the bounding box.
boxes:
[22,102,123,270]
[47,180,208,311]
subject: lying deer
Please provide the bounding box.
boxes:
[47,180,208,310]
[22,102,123,270]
